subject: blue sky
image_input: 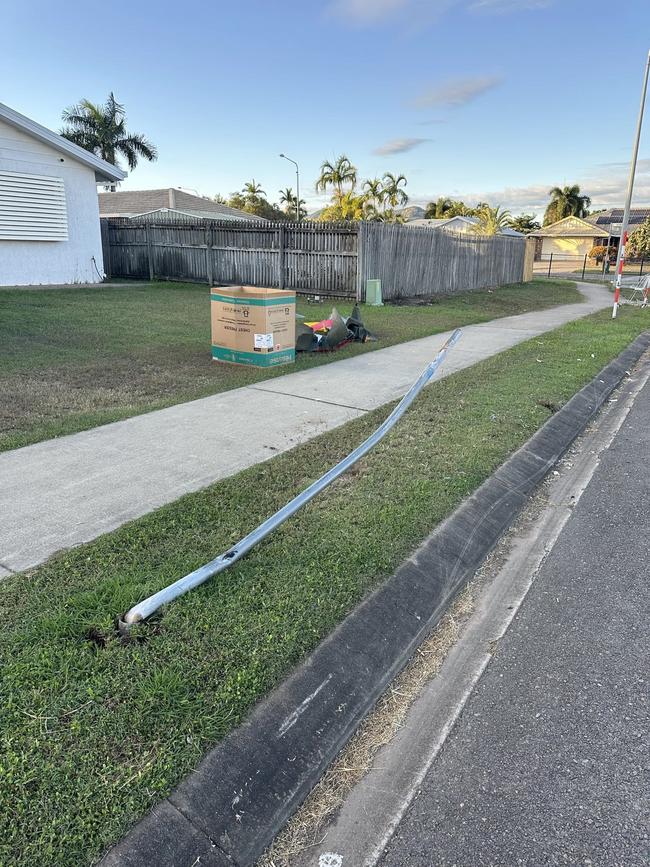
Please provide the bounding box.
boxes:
[3,0,650,217]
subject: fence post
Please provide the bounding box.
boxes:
[277,224,286,289]
[205,226,213,286]
[355,222,364,302]
[145,224,155,281]
[581,253,587,280]
[547,253,553,278]
[641,256,645,276]
[100,219,112,278]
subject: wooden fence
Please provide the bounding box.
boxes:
[102,218,358,298]
[101,217,529,301]
[357,222,527,301]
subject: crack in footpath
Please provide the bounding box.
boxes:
[247,385,370,413]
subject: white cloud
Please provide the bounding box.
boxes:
[374,137,428,155]
[413,75,502,108]
[597,157,650,173]
[411,168,650,217]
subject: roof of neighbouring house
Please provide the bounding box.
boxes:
[407,216,523,237]
[529,215,609,238]
[98,188,262,221]
[0,101,126,184]
[585,208,650,231]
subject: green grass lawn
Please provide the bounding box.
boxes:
[0,278,580,452]
[1,306,648,866]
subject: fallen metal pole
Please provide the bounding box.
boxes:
[119,329,462,628]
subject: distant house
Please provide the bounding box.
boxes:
[529,209,650,260]
[0,101,125,286]
[98,188,263,222]
[407,216,523,237]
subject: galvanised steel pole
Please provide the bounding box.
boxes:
[612,50,650,318]
[119,329,462,628]
[280,153,300,222]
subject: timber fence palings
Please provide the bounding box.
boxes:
[357,222,527,301]
[102,218,528,301]
[104,218,359,299]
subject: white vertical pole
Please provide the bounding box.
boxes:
[613,50,650,318]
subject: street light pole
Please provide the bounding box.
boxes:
[279,153,300,222]
[612,50,650,318]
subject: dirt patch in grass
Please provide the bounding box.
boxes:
[2,307,646,866]
[0,279,580,452]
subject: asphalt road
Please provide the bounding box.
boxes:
[380,375,650,866]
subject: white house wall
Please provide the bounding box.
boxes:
[540,236,595,259]
[0,118,104,285]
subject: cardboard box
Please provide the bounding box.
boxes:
[211,286,296,367]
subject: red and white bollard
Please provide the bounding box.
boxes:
[612,231,628,319]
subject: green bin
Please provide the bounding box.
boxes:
[366,279,383,306]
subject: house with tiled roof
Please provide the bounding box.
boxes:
[98,188,264,222]
[529,209,650,260]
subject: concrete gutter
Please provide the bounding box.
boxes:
[99,331,650,867]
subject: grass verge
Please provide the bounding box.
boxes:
[0,278,579,452]
[1,307,647,866]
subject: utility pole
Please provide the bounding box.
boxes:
[612,50,650,318]
[279,153,301,222]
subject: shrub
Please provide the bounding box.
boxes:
[588,245,616,262]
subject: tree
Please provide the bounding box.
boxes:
[448,200,474,217]
[318,190,366,222]
[242,179,266,200]
[227,190,286,221]
[627,216,650,257]
[381,172,408,211]
[279,187,306,220]
[508,213,541,234]
[472,205,512,236]
[212,193,228,204]
[543,184,591,226]
[316,155,357,198]
[425,197,452,219]
[60,92,157,171]
[424,197,473,218]
[362,178,384,211]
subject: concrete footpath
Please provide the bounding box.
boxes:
[377,366,650,865]
[0,282,610,576]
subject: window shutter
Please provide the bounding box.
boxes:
[0,171,68,241]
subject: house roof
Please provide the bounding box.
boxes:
[407,216,523,237]
[0,101,126,184]
[529,215,609,238]
[99,188,262,221]
[585,208,650,230]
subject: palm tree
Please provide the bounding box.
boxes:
[447,200,472,217]
[472,205,512,236]
[316,155,357,198]
[60,92,157,171]
[543,184,591,226]
[279,187,296,209]
[243,180,266,200]
[362,178,384,211]
[381,173,408,211]
[279,187,306,220]
[425,197,453,219]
